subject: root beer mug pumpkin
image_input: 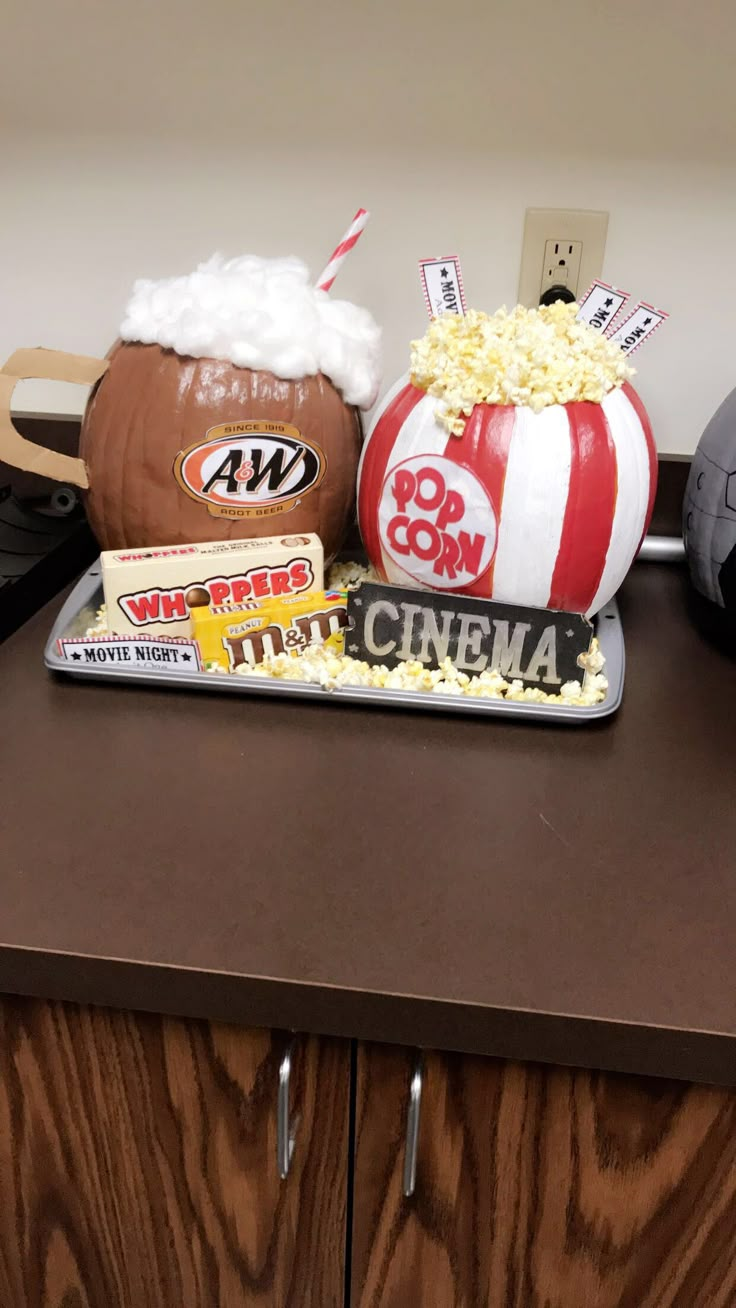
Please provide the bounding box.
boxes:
[358,303,657,616]
[0,254,381,561]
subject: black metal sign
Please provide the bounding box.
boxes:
[346,582,592,690]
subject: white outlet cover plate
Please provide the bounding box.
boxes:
[541,238,582,295]
[518,209,609,307]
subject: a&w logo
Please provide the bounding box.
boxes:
[174,420,327,519]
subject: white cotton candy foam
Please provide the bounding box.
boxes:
[119,254,382,409]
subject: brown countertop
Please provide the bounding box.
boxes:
[1,563,735,1086]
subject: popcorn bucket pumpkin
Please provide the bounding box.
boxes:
[358,304,657,617]
[0,251,381,563]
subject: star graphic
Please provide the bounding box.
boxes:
[348,643,359,653]
[604,297,613,307]
[565,629,575,638]
[353,596,363,606]
[440,267,448,278]
[643,316,652,326]
[71,651,82,660]
[181,653,192,662]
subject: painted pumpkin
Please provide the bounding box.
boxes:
[683,389,736,612]
[358,376,657,617]
[80,343,362,561]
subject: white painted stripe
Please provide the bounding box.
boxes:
[357,372,412,495]
[358,376,422,565]
[369,372,413,431]
[587,388,651,615]
[383,391,449,466]
[367,371,413,434]
[377,392,452,583]
[491,405,572,608]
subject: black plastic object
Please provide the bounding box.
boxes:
[540,284,576,306]
[0,484,97,643]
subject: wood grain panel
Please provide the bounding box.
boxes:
[352,1044,736,1308]
[0,996,349,1308]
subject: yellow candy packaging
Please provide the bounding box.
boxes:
[192,590,349,671]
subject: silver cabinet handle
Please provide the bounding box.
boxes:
[403,1054,423,1198]
[278,1039,297,1179]
[637,534,685,563]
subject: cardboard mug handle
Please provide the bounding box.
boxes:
[0,347,109,490]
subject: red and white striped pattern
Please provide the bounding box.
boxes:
[316,209,369,292]
[357,379,657,616]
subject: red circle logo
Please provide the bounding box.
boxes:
[378,455,497,589]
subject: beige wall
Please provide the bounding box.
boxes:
[2,0,735,453]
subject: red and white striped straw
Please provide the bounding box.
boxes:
[316,208,369,291]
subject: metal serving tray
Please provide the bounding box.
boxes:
[44,561,625,724]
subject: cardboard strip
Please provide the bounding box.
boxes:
[57,632,203,671]
[0,347,108,488]
[576,280,629,333]
[419,256,467,318]
[3,348,109,386]
[607,301,669,355]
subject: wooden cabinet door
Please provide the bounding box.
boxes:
[351,1043,736,1308]
[0,996,349,1308]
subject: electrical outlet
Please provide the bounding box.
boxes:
[518,209,609,307]
[541,239,582,301]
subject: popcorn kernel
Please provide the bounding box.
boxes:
[410,302,635,435]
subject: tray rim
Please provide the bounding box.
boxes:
[43,561,625,724]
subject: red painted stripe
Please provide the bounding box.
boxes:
[332,233,361,259]
[440,403,516,596]
[622,382,658,550]
[357,382,425,571]
[319,236,363,290]
[548,401,618,613]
